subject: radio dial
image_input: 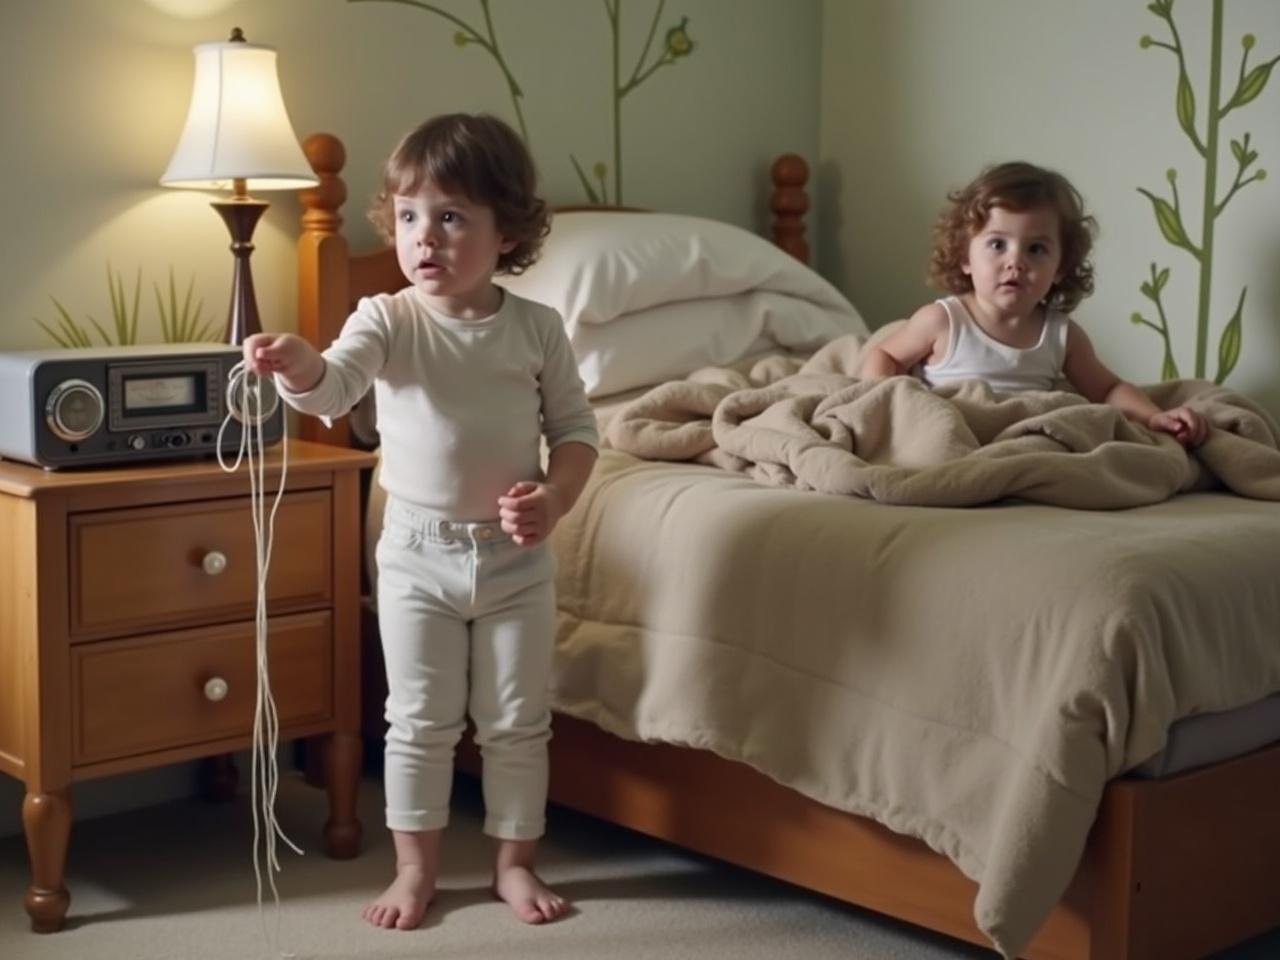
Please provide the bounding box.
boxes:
[45,379,105,442]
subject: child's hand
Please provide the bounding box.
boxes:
[497,481,566,546]
[243,332,302,376]
[1149,406,1208,448]
[242,333,323,391]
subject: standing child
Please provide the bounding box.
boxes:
[859,161,1208,446]
[242,113,598,930]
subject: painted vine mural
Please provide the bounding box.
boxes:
[348,0,695,205]
[1134,0,1277,384]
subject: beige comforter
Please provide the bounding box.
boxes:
[550,348,1280,956]
[604,334,1280,508]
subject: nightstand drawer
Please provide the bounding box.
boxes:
[70,490,332,639]
[71,611,333,765]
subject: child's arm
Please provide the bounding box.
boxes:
[498,308,600,546]
[242,303,389,421]
[858,303,949,378]
[1062,321,1209,447]
[545,441,598,510]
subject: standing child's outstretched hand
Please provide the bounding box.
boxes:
[1149,405,1209,448]
[498,481,566,546]
[242,332,325,392]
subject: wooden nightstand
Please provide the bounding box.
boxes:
[0,439,376,932]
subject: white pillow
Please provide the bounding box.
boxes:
[573,291,855,397]
[497,210,866,334]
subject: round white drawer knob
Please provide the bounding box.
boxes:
[203,677,229,702]
[201,550,228,576]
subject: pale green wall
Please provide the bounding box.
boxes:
[0,0,819,353]
[0,0,821,836]
[819,0,1280,414]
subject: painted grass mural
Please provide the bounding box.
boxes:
[34,265,212,347]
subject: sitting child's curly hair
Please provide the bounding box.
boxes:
[369,113,550,275]
[929,161,1097,312]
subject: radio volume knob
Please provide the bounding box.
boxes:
[45,379,105,442]
[201,550,228,576]
[203,677,229,702]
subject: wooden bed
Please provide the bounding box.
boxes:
[294,132,1280,960]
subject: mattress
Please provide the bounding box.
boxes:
[1132,690,1280,777]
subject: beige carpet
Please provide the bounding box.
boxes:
[1,772,1276,960]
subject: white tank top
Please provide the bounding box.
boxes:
[922,296,1068,392]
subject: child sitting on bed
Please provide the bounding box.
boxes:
[241,113,598,931]
[858,160,1208,447]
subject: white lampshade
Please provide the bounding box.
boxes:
[161,34,317,190]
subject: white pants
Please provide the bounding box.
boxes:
[376,497,556,840]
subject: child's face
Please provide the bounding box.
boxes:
[962,205,1063,317]
[393,180,516,318]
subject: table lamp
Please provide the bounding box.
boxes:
[161,27,318,345]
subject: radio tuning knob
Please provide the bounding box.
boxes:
[45,379,105,442]
[203,677,229,702]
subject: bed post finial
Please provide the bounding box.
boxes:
[300,133,348,236]
[770,154,810,265]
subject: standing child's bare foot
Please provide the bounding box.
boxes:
[494,838,570,924]
[363,863,436,930]
[494,863,569,923]
[363,828,441,930]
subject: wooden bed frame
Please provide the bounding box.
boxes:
[294,132,1280,960]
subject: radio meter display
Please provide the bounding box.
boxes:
[123,374,199,412]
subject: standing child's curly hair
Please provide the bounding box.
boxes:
[929,161,1097,311]
[370,113,550,275]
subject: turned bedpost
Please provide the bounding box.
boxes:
[297,132,352,448]
[770,154,810,265]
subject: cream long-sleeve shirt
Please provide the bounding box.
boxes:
[279,287,598,521]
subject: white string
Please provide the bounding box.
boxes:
[218,362,299,960]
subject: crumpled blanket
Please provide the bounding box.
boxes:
[605,333,1280,508]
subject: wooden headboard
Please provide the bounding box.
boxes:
[295,131,813,448]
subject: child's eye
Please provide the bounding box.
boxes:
[441,211,462,224]
[988,238,1005,251]
[397,210,415,224]
[1030,243,1049,255]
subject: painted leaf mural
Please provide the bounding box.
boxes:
[348,0,696,205]
[578,1,695,205]
[349,0,531,143]
[1134,0,1277,384]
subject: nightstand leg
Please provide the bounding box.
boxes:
[22,789,71,933]
[323,731,362,859]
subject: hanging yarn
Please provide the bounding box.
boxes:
[218,362,299,959]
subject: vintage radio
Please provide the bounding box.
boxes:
[0,344,282,469]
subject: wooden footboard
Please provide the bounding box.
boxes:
[1083,743,1280,960]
